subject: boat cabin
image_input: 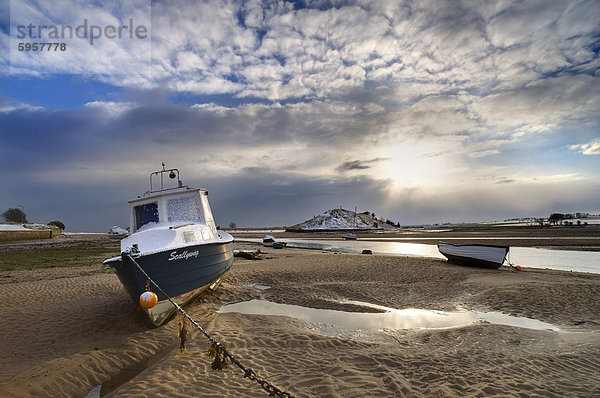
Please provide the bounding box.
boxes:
[128,188,217,234]
[122,165,219,253]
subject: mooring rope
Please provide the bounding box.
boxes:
[123,252,295,398]
[506,249,521,271]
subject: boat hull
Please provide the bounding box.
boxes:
[263,235,275,246]
[437,241,508,269]
[341,233,357,240]
[107,241,234,326]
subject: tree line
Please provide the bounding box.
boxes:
[1,208,65,230]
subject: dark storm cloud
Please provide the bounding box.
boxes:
[0,98,386,169]
[337,160,370,171]
[336,158,390,172]
[0,97,397,230]
[208,170,393,228]
[495,178,515,185]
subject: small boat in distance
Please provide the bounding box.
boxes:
[437,241,509,269]
[104,164,234,326]
[263,235,276,246]
[341,232,358,240]
[107,225,129,239]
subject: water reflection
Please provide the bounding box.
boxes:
[218,299,558,336]
[236,238,600,274]
[509,247,600,274]
[239,237,444,258]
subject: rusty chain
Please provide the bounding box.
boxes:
[123,252,295,398]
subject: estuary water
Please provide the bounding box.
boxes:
[237,238,600,274]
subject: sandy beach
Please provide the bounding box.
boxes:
[1,237,599,397]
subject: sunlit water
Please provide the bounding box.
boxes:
[218,299,558,337]
[237,238,600,274]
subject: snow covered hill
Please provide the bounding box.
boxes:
[288,208,399,231]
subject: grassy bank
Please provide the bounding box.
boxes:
[0,239,120,271]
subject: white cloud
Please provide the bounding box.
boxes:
[470,75,600,133]
[6,0,599,109]
[8,0,152,75]
[0,95,43,113]
[470,149,500,158]
[570,139,600,155]
[531,173,587,183]
[83,101,138,117]
[486,1,563,48]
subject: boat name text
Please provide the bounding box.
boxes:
[168,250,199,261]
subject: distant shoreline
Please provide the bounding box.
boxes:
[231,224,600,251]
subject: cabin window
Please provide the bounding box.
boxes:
[134,202,159,230]
[167,194,204,223]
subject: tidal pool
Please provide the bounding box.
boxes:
[218,299,558,336]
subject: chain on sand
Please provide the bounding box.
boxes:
[124,253,295,398]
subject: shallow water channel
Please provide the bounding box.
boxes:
[238,238,600,274]
[218,299,558,337]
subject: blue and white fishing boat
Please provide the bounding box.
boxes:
[104,164,234,326]
[437,241,509,269]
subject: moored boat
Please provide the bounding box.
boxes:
[107,225,129,239]
[341,232,358,240]
[103,164,234,326]
[263,235,276,246]
[272,241,286,249]
[437,241,509,269]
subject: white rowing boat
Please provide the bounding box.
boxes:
[437,241,509,269]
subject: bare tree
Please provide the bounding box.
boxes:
[2,208,28,223]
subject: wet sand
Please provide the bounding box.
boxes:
[0,240,599,397]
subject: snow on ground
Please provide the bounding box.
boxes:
[227,229,286,233]
[0,223,52,231]
[290,209,398,230]
[0,224,29,231]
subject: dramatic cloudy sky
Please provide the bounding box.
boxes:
[1,0,599,231]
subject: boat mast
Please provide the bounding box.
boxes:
[148,163,185,194]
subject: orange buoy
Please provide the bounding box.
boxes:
[140,291,158,309]
[516,265,522,271]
